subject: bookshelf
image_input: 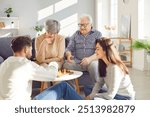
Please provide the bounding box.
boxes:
[110,37,132,67]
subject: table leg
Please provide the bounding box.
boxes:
[75,79,80,94]
[40,82,48,92]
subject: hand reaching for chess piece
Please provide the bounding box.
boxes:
[57,69,74,77]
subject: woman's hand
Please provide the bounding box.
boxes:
[80,57,90,66]
[45,37,54,44]
[85,95,91,100]
[45,34,55,44]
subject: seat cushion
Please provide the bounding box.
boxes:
[0,37,13,59]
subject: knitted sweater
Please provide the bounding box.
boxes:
[89,64,135,100]
[0,57,58,100]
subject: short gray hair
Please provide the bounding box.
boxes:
[44,19,60,33]
[79,14,93,24]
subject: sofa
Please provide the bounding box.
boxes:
[0,37,13,64]
[0,36,36,62]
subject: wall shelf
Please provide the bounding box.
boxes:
[110,37,132,67]
[0,17,19,37]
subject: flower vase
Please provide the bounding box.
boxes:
[36,32,41,37]
[11,22,14,28]
[7,14,10,17]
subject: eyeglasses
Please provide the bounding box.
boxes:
[78,23,90,28]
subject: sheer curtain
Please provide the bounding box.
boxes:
[95,0,118,37]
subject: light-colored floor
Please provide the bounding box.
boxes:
[129,68,150,100]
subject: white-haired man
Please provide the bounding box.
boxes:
[63,14,102,85]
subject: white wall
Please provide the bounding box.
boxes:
[0,0,95,38]
[118,0,138,39]
[144,0,150,38]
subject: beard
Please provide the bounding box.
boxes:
[26,54,32,60]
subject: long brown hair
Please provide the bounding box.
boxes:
[96,38,129,77]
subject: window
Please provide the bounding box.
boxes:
[138,0,144,39]
[110,0,118,37]
[138,0,150,40]
[96,0,118,37]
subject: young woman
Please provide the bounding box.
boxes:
[86,38,135,100]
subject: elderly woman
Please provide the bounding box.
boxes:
[35,19,65,69]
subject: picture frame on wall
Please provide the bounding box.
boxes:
[120,15,131,38]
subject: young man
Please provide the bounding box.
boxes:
[0,36,82,100]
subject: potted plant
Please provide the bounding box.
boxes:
[132,40,150,73]
[132,40,150,53]
[4,7,13,17]
[33,25,43,32]
[33,24,43,36]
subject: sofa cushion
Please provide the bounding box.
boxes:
[0,56,4,64]
[0,37,13,59]
[65,37,70,48]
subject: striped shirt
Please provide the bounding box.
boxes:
[66,29,102,63]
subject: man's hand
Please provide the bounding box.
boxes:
[67,54,74,63]
[48,62,59,70]
[80,57,90,66]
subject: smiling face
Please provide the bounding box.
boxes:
[95,43,106,59]
[78,17,92,35]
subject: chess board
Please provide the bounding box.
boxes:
[57,69,74,77]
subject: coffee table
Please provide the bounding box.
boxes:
[40,70,83,94]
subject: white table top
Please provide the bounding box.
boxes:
[53,70,83,81]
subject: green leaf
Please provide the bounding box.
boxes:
[4,8,13,14]
[33,25,43,32]
[132,40,150,52]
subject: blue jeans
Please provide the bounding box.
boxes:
[114,94,131,100]
[33,82,83,100]
[84,85,131,100]
[84,85,107,96]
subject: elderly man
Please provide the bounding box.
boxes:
[63,15,102,84]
